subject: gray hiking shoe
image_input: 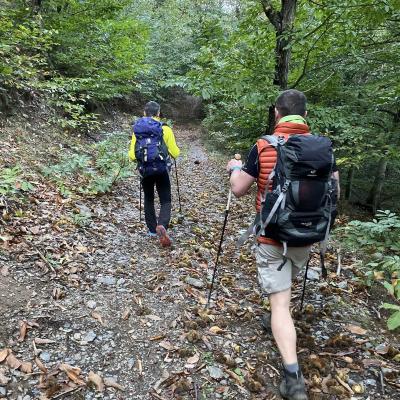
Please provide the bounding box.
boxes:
[279,370,308,400]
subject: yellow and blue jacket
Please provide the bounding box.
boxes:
[128,118,180,161]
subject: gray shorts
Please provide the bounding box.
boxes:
[256,244,311,294]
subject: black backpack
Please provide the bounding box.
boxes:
[247,134,337,272]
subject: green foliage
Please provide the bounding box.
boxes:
[0,3,54,91]
[41,0,148,100]
[336,210,400,330]
[186,0,400,161]
[1,0,148,131]
[381,303,400,331]
[42,132,132,196]
[0,166,34,196]
[338,210,400,254]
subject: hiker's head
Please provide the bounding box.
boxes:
[144,101,161,117]
[275,90,307,120]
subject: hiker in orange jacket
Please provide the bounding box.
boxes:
[226,90,340,400]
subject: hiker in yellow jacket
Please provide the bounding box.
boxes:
[129,101,180,247]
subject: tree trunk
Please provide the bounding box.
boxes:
[366,157,388,214]
[262,0,298,133]
[345,166,354,200]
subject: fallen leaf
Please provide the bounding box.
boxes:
[35,357,48,373]
[374,271,385,281]
[336,375,354,394]
[0,369,9,385]
[34,338,56,345]
[224,368,244,385]
[29,226,40,235]
[362,358,383,368]
[59,363,85,385]
[6,353,22,369]
[88,371,104,392]
[146,314,162,321]
[346,324,367,335]
[375,343,389,355]
[137,359,143,375]
[149,335,165,341]
[91,311,104,326]
[18,320,28,341]
[52,287,64,300]
[352,383,365,394]
[122,308,131,320]
[104,377,124,391]
[209,326,225,334]
[20,361,33,373]
[186,353,200,365]
[0,348,10,362]
[159,341,175,351]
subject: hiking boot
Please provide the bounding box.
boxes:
[260,312,272,333]
[156,225,171,247]
[147,231,157,238]
[279,370,308,400]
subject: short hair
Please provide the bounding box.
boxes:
[275,89,307,117]
[144,101,160,117]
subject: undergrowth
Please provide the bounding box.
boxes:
[336,210,400,330]
[42,131,133,197]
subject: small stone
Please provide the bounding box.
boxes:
[83,330,97,343]
[76,203,92,216]
[185,276,204,289]
[97,276,116,286]
[365,379,377,386]
[337,281,348,289]
[86,300,97,309]
[306,268,320,281]
[207,365,223,380]
[40,352,51,362]
[0,387,7,396]
[117,278,125,286]
[128,358,135,369]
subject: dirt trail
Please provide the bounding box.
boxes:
[0,124,399,399]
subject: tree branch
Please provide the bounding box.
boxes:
[261,0,281,31]
[302,11,336,40]
[291,19,334,88]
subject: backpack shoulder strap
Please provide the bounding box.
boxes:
[260,135,279,147]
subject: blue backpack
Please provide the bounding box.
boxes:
[133,117,171,177]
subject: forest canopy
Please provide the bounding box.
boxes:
[0,0,399,211]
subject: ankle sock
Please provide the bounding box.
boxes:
[284,362,300,374]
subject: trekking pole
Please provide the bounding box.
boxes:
[300,256,311,311]
[206,154,241,307]
[174,158,182,214]
[139,179,142,222]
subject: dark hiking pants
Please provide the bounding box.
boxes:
[141,171,171,233]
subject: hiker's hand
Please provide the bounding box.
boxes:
[226,158,243,173]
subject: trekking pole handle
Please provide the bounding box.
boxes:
[226,189,232,211]
[225,154,241,211]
